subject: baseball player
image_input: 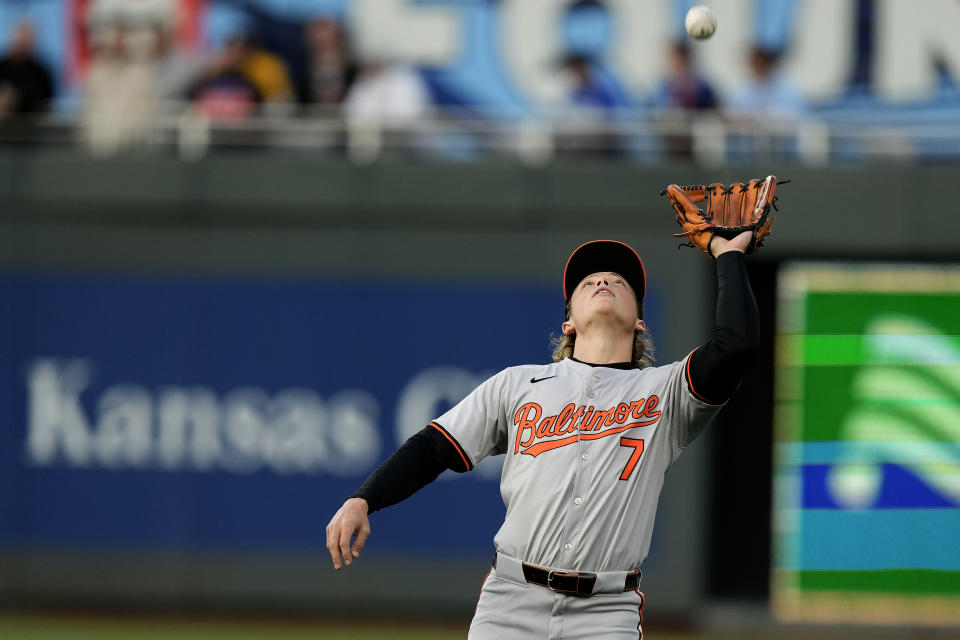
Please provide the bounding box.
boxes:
[327,228,760,638]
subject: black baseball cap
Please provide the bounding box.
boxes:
[563,240,646,303]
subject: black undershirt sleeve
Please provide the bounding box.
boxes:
[687,251,760,404]
[348,425,470,514]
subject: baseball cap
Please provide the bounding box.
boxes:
[563,240,646,303]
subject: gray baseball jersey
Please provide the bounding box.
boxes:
[433,352,723,573]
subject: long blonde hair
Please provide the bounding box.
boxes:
[550,302,655,369]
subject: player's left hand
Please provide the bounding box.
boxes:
[326,497,371,570]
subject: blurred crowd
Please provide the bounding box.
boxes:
[0,22,54,120]
[0,1,807,159]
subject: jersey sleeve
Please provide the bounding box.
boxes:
[431,369,510,467]
[660,351,726,462]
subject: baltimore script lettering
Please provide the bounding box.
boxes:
[513,397,661,457]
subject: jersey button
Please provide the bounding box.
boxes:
[581,453,589,461]
[587,392,595,398]
[574,497,583,505]
[563,543,572,551]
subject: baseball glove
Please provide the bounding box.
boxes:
[660,176,786,256]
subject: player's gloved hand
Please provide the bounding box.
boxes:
[660,176,787,257]
[326,497,371,570]
[709,230,754,258]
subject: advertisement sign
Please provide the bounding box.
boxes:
[773,264,960,626]
[0,271,661,556]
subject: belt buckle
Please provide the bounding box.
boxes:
[546,570,582,595]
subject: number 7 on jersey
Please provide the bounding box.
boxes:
[618,437,645,481]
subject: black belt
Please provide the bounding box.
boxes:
[519,562,640,598]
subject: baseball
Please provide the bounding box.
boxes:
[685,5,717,40]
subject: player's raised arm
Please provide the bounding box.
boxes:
[660,176,787,403]
[684,231,760,403]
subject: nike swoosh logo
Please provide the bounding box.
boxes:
[530,376,556,384]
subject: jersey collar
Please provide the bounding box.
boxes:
[569,356,635,370]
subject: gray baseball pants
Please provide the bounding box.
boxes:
[469,553,645,640]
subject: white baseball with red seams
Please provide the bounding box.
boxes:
[433,353,725,638]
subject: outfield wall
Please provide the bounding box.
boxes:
[0,152,954,621]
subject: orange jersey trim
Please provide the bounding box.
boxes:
[429,422,473,472]
[636,589,645,639]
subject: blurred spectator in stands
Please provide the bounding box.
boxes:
[236,33,295,107]
[304,18,356,108]
[654,42,717,111]
[725,45,807,162]
[188,35,261,121]
[343,57,430,161]
[149,22,196,103]
[344,58,429,127]
[556,53,627,159]
[0,21,54,119]
[80,23,159,156]
[652,42,718,159]
[562,53,627,113]
[727,46,805,119]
